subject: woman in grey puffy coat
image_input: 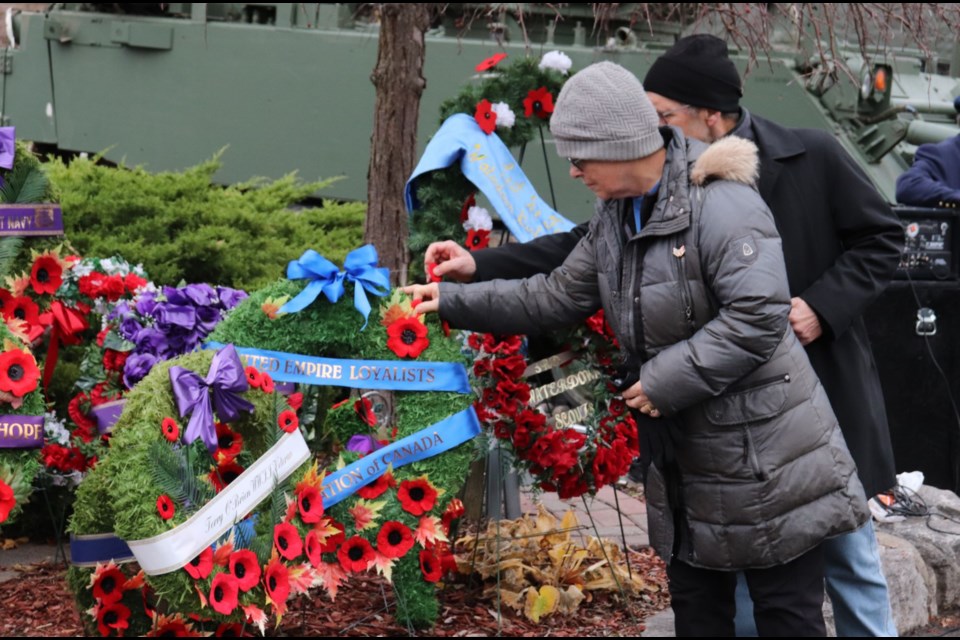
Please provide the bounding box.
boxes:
[406,62,869,637]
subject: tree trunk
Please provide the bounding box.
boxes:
[365,4,431,286]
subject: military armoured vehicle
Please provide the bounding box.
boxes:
[3,3,960,493]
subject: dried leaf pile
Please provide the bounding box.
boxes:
[455,507,660,623]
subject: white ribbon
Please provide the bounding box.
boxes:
[127,430,311,576]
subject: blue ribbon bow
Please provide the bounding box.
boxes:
[169,344,255,453]
[278,244,390,329]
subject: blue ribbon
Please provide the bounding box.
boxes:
[405,113,576,243]
[321,406,481,509]
[204,342,471,394]
[68,408,481,565]
[169,344,255,453]
[279,245,390,329]
[70,533,135,567]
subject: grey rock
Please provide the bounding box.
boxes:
[876,530,937,634]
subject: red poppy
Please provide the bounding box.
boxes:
[397,478,438,516]
[319,520,346,554]
[474,99,497,135]
[244,366,262,388]
[156,494,175,520]
[0,479,14,523]
[0,289,11,316]
[386,316,430,359]
[92,564,127,604]
[5,295,39,326]
[297,485,324,524]
[466,229,490,251]
[426,262,441,284]
[354,398,377,428]
[277,409,299,433]
[214,422,243,460]
[274,522,303,561]
[287,392,303,411]
[475,52,507,71]
[147,615,200,637]
[264,557,290,605]
[377,521,415,559]
[229,550,261,592]
[96,602,131,637]
[0,349,40,397]
[491,354,527,381]
[209,461,245,492]
[261,373,275,394]
[29,255,64,295]
[304,529,323,567]
[338,536,375,573]
[419,549,442,582]
[215,623,246,637]
[460,193,476,223]
[357,471,396,500]
[523,86,555,119]
[184,547,214,580]
[161,417,180,443]
[210,572,240,615]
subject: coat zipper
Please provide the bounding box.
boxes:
[673,237,696,333]
[741,427,767,481]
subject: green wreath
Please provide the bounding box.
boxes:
[68,269,474,634]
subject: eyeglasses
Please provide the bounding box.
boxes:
[656,104,694,124]
[568,157,585,171]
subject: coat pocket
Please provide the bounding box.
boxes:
[702,374,791,426]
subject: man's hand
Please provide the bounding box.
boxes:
[621,379,660,418]
[424,241,478,283]
[790,297,823,346]
[402,283,441,314]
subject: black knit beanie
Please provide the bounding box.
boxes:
[643,34,743,112]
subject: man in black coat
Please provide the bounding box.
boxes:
[426,35,902,636]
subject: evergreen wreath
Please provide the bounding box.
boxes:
[409,52,640,498]
[68,268,474,633]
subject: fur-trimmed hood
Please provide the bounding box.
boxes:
[690,136,760,186]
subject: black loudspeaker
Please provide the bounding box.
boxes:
[865,281,960,493]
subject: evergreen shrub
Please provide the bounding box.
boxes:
[45,153,365,291]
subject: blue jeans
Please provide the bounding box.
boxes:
[734,521,897,637]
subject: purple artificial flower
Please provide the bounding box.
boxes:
[123,352,159,389]
[154,304,197,331]
[135,290,158,317]
[217,287,248,310]
[133,327,166,355]
[346,435,382,456]
[118,316,143,342]
[196,305,221,334]
[0,127,15,170]
[180,283,217,307]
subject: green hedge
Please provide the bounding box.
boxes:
[45,153,365,291]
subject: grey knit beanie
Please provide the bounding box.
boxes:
[550,61,663,161]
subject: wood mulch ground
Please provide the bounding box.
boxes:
[0,548,669,637]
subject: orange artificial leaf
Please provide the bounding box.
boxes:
[316,562,347,601]
[213,542,234,567]
[288,564,316,596]
[243,604,268,636]
[415,516,449,548]
[369,551,396,582]
[349,499,386,531]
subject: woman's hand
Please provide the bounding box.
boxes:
[402,283,441,314]
[622,379,661,418]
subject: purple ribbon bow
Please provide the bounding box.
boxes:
[169,344,254,453]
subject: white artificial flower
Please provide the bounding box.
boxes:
[71,260,95,278]
[464,206,494,232]
[539,51,572,75]
[99,258,116,273]
[491,102,516,129]
[44,412,71,446]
